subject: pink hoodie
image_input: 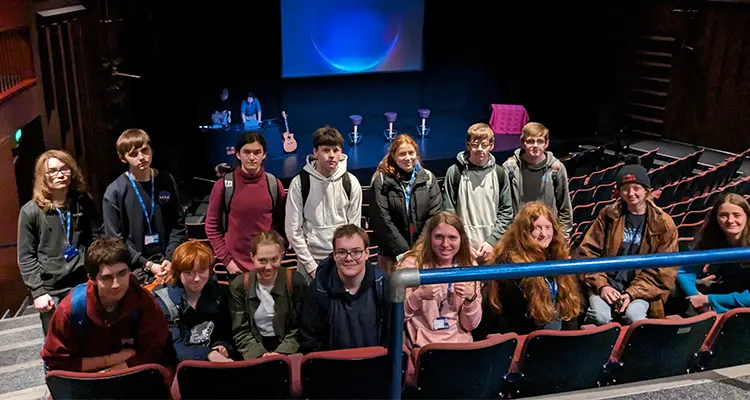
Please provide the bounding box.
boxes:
[399,256,482,348]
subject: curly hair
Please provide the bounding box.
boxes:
[693,193,750,250]
[376,134,421,178]
[487,202,582,324]
[400,211,474,268]
[32,150,87,212]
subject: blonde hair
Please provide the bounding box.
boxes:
[376,134,421,178]
[400,211,474,269]
[466,123,495,144]
[116,129,151,161]
[521,122,549,141]
[250,230,286,255]
[32,150,87,211]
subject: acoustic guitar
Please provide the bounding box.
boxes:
[281,111,298,153]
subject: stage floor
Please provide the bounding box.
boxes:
[192,112,522,184]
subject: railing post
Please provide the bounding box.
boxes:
[388,268,421,400]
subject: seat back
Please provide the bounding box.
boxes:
[615,312,717,383]
[301,347,406,399]
[517,323,621,397]
[414,334,518,399]
[704,308,750,370]
[174,357,292,400]
[46,364,171,400]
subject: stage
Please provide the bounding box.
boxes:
[191,112,524,185]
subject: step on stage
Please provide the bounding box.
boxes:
[193,113,522,185]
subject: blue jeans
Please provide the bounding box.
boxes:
[585,294,649,325]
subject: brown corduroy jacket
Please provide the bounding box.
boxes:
[577,199,678,318]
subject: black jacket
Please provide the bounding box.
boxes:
[17,193,100,298]
[369,167,442,259]
[299,256,390,354]
[103,169,186,281]
[155,277,234,362]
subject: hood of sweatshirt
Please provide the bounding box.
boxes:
[303,154,350,182]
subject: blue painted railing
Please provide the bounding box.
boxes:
[387,247,750,399]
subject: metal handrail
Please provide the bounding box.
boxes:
[387,247,750,399]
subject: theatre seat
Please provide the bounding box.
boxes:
[612,312,717,384]
[412,333,518,399]
[701,308,750,370]
[301,346,407,399]
[173,356,292,400]
[514,323,621,397]
[46,363,171,400]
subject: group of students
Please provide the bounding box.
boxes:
[18,121,750,374]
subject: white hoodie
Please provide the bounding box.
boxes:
[285,154,362,274]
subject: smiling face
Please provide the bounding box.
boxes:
[530,215,554,249]
[717,202,747,240]
[334,235,367,279]
[394,144,417,172]
[253,243,282,283]
[180,260,210,296]
[430,223,461,264]
[619,183,648,209]
[46,157,71,191]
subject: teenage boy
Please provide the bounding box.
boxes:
[205,131,286,273]
[103,129,186,284]
[502,122,573,238]
[285,126,362,283]
[443,123,513,263]
[578,160,678,325]
[41,237,168,372]
[298,225,389,353]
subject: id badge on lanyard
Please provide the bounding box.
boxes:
[433,282,453,331]
[57,208,79,262]
[126,172,160,246]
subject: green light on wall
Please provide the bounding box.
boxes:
[14,129,22,143]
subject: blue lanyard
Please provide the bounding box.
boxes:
[55,208,71,244]
[403,164,419,218]
[126,172,155,235]
[546,277,558,300]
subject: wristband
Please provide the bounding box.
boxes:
[465,293,478,303]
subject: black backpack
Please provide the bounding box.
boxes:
[221,171,279,233]
[299,170,352,208]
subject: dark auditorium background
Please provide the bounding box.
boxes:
[1,0,749,313]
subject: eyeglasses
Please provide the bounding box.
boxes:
[469,141,492,150]
[47,167,71,177]
[333,248,365,261]
[255,256,281,266]
[523,138,547,146]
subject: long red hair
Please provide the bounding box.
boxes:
[488,202,582,324]
[376,134,421,178]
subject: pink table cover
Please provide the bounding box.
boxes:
[489,104,529,134]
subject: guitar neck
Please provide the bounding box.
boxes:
[283,115,290,133]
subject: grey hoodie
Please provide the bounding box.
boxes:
[443,152,513,246]
[284,154,362,275]
[502,149,573,238]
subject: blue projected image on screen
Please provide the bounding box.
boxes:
[281,0,424,78]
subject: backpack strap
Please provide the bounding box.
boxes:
[153,287,180,325]
[243,272,250,298]
[342,173,352,201]
[221,172,235,233]
[285,268,293,294]
[300,170,311,209]
[265,172,278,209]
[550,160,561,188]
[451,166,462,206]
[301,170,351,209]
[495,165,506,194]
[71,283,88,332]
